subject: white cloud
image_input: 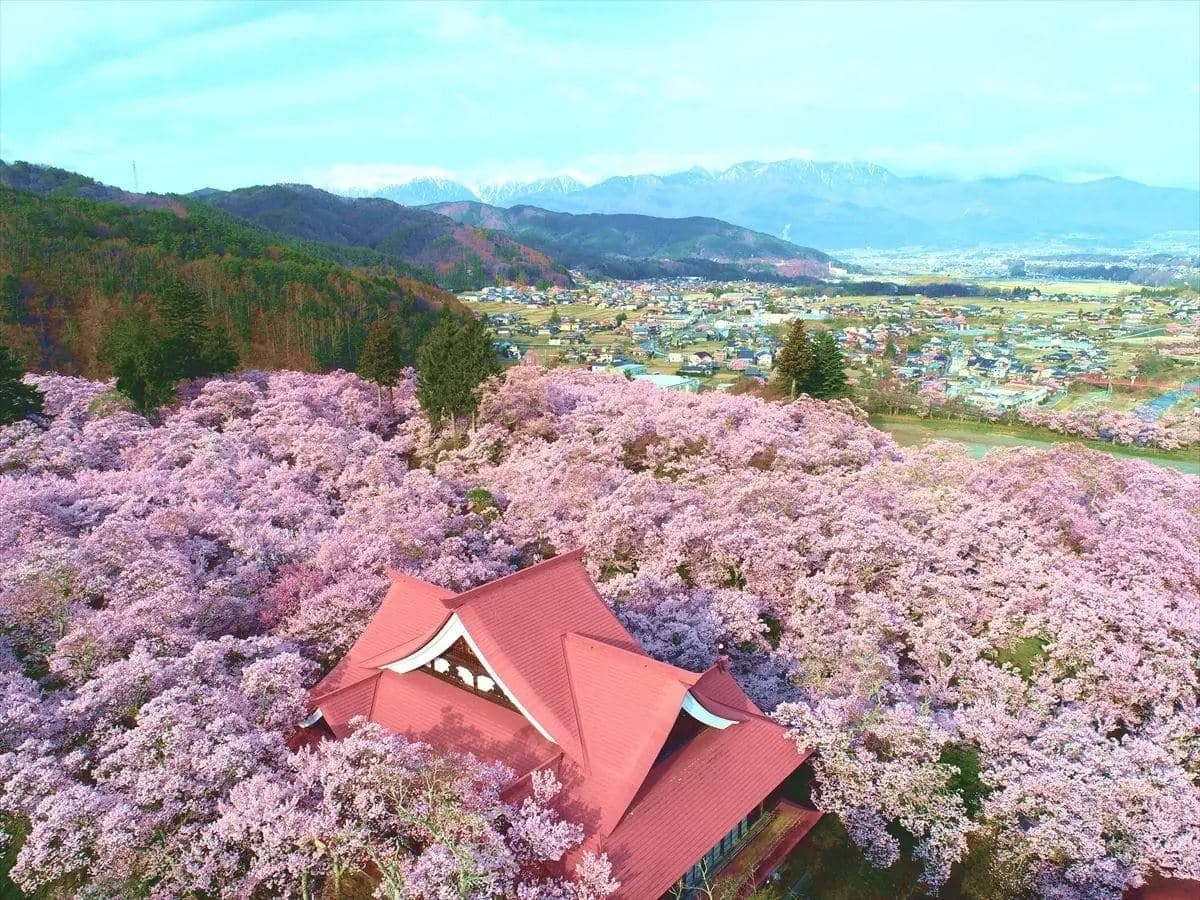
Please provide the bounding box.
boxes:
[0,0,227,80]
[80,8,334,83]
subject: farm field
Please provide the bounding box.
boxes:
[976,278,1135,298]
[466,299,628,325]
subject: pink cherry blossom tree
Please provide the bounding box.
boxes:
[1,365,1195,898]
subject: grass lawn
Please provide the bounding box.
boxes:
[764,769,932,900]
[871,414,1199,474]
[760,815,932,900]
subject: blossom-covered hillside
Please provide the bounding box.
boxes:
[1,367,1197,898]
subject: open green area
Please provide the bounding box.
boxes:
[872,414,1199,474]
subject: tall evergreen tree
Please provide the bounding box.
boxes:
[102,281,239,415]
[159,280,239,379]
[358,316,405,405]
[103,315,178,416]
[159,279,211,379]
[454,314,502,396]
[0,339,44,425]
[773,319,816,398]
[810,330,850,398]
[201,320,240,376]
[416,313,500,433]
[416,314,459,427]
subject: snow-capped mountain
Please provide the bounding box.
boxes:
[508,159,1198,249]
[362,177,479,206]
[328,158,1197,248]
[477,175,585,206]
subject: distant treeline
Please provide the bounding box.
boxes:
[832,281,986,297]
[524,244,825,284]
[0,187,463,376]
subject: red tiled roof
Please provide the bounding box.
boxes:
[449,550,642,761]
[371,669,558,777]
[311,570,454,703]
[306,551,810,899]
[559,634,700,835]
[583,694,812,898]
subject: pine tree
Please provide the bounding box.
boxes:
[201,320,240,376]
[101,281,238,415]
[358,317,405,405]
[416,314,460,428]
[810,330,850,398]
[0,339,44,425]
[159,279,212,379]
[103,315,178,416]
[773,319,815,398]
[456,314,501,428]
[416,313,500,433]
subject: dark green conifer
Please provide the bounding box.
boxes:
[773,319,816,398]
[0,339,44,424]
[358,316,406,405]
[810,330,850,398]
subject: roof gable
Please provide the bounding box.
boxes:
[311,570,453,703]
[560,634,699,835]
[424,549,642,761]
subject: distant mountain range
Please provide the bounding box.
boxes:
[477,176,585,207]
[348,174,588,209]
[354,159,1200,249]
[427,201,832,280]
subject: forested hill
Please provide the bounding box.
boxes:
[427,201,837,281]
[2,162,842,287]
[0,185,466,376]
[189,184,572,290]
[0,162,570,291]
[0,159,180,212]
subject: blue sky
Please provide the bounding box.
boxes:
[1,0,1197,193]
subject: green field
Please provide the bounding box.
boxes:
[872,415,1199,474]
[975,278,1135,298]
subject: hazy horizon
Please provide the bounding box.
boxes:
[1,0,1198,195]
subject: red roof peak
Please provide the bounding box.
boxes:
[562,632,702,687]
[383,569,457,604]
[444,547,587,610]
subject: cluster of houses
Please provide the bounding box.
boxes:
[466,277,1198,414]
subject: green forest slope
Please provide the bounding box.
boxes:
[0,185,465,376]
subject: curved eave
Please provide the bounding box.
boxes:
[376,612,559,746]
[682,691,740,729]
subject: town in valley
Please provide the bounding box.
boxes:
[460,249,1200,469]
